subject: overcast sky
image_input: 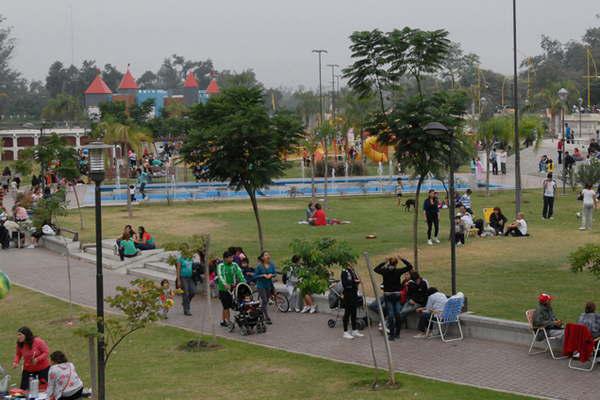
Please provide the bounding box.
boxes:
[3,0,599,90]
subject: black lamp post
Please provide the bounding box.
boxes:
[84,141,111,400]
[558,88,568,194]
[424,122,457,295]
[578,97,583,138]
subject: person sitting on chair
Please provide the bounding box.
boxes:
[414,287,448,338]
[504,212,528,237]
[533,293,563,338]
[578,302,600,338]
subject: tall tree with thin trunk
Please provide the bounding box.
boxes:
[181,86,303,252]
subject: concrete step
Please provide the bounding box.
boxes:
[69,250,121,270]
[84,246,121,262]
[143,261,174,275]
[128,267,176,284]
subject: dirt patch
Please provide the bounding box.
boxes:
[192,203,299,214]
[160,219,225,236]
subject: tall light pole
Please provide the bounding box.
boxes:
[424,122,457,295]
[558,88,568,194]
[312,49,328,206]
[512,0,522,214]
[578,97,583,138]
[85,142,111,400]
[327,64,339,119]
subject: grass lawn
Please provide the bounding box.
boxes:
[0,286,530,400]
[59,189,600,322]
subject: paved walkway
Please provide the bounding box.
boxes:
[0,248,596,400]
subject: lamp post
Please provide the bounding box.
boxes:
[512,0,522,214]
[312,49,328,207]
[84,141,111,400]
[558,88,568,194]
[424,122,457,295]
[578,97,583,138]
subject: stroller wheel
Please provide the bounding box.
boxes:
[257,323,266,334]
[275,292,290,313]
[226,321,235,333]
[240,326,249,336]
[327,319,336,328]
[356,319,366,331]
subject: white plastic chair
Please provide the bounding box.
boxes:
[425,296,464,342]
[525,309,566,360]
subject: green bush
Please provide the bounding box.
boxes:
[575,159,600,188]
[314,160,365,177]
[569,243,600,279]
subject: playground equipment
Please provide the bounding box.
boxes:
[363,136,389,163]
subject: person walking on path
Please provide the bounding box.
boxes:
[423,190,440,246]
[217,250,245,327]
[341,264,364,340]
[254,251,277,325]
[12,327,51,391]
[176,253,196,316]
[498,149,508,175]
[542,173,557,219]
[374,257,414,340]
[557,139,564,165]
[579,184,598,230]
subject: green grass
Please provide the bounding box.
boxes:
[60,189,600,322]
[0,286,530,399]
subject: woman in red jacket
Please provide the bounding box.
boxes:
[12,327,51,391]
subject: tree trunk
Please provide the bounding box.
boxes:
[324,138,329,209]
[485,147,490,197]
[248,189,265,252]
[310,154,316,202]
[413,176,424,271]
[72,184,84,230]
[88,336,98,400]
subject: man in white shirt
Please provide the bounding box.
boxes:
[542,173,556,219]
[415,287,448,337]
[505,212,528,236]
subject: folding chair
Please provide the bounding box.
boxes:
[566,324,600,372]
[425,296,464,342]
[525,309,566,360]
[482,208,494,225]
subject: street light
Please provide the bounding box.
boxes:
[558,88,568,194]
[84,141,111,400]
[424,122,457,295]
[312,49,328,206]
[578,97,583,138]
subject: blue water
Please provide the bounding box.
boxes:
[96,176,504,203]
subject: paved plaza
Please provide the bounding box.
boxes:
[0,248,597,400]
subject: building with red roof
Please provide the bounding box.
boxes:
[183,71,199,105]
[84,74,113,108]
[118,67,138,94]
[206,78,220,95]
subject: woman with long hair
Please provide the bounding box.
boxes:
[341,263,364,340]
[254,251,277,325]
[135,226,156,250]
[12,327,51,391]
[47,351,84,400]
[423,190,440,246]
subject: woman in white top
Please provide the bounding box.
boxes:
[580,184,598,230]
[47,351,84,400]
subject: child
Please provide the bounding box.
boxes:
[240,259,255,284]
[159,279,175,319]
[129,184,136,202]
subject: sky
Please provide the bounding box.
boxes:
[3,0,599,90]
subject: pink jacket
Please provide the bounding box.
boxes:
[14,337,50,372]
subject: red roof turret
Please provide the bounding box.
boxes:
[84,74,112,95]
[184,71,199,88]
[118,67,138,90]
[206,78,220,95]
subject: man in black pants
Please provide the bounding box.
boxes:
[423,189,440,246]
[374,257,414,340]
[341,265,364,340]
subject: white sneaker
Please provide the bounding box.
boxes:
[579,227,586,230]
[294,308,301,313]
[456,242,463,247]
[351,330,364,337]
[413,333,427,339]
[427,239,433,245]
[300,306,310,313]
[343,331,354,340]
[26,244,35,249]
[309,306,317,314]
[433,237,440,244]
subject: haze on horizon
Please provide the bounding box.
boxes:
[3,0,599,90]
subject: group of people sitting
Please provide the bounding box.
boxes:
[304,202,345,226]
[114,225,156,261]
[367,256,463,340]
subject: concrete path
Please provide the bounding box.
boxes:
[0,248,596,400]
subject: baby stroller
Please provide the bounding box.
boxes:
[326,280,367,330]
[228,282,267,336]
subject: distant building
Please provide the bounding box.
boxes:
[83,66,220,118]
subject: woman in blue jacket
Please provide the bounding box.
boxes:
[254,251,277,324]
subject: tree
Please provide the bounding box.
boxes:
[570,243,600,279]
[101,63,123,91]
[137,70,158,89]
[338,89,379,164]
[181,86,304,251]
[217,69,261,90]
[478,115,512,196]
[41,93,84,124]
[575,159,600,188]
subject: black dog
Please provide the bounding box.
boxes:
[403,199,416,211]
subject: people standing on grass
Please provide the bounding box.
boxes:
[542,173,557,220]
[579,184,598,230]
[254,251,277,325]
[12,327,50,391]
[374,257,414,340]
[1,167,11,193]
[423,190,440,246]
[217,250,245,327]
[176,252,196,316]
[341,264,364,340]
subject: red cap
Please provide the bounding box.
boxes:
[538,293,554,304]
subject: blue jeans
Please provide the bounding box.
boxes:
[384,293,402,337]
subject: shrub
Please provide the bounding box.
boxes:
[575,159,600,188]
[314,160,365,177]
[569,243,600,279]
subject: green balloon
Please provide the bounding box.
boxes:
[0,270,11,300]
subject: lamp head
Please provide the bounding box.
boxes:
[424,122,449,136]
[557,88,568,102]
[84,142,111,183]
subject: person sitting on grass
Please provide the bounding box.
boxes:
[311,203,341,226]
[46,351,84,400]
[414,287,448,338]
[135,226,156,250]
[458,189,473,214]
[118,232,139,261]
[489,207,508,235]
[454,215,466,246]
[398,271,429,324]
[533,293,563,339]
[306,202,315,223]
[217,250,246,327]
[504,212,528,237]
[578,302,600,338]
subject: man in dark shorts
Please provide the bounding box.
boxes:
[216,250,245,327]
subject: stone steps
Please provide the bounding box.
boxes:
[128,266,176,284]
